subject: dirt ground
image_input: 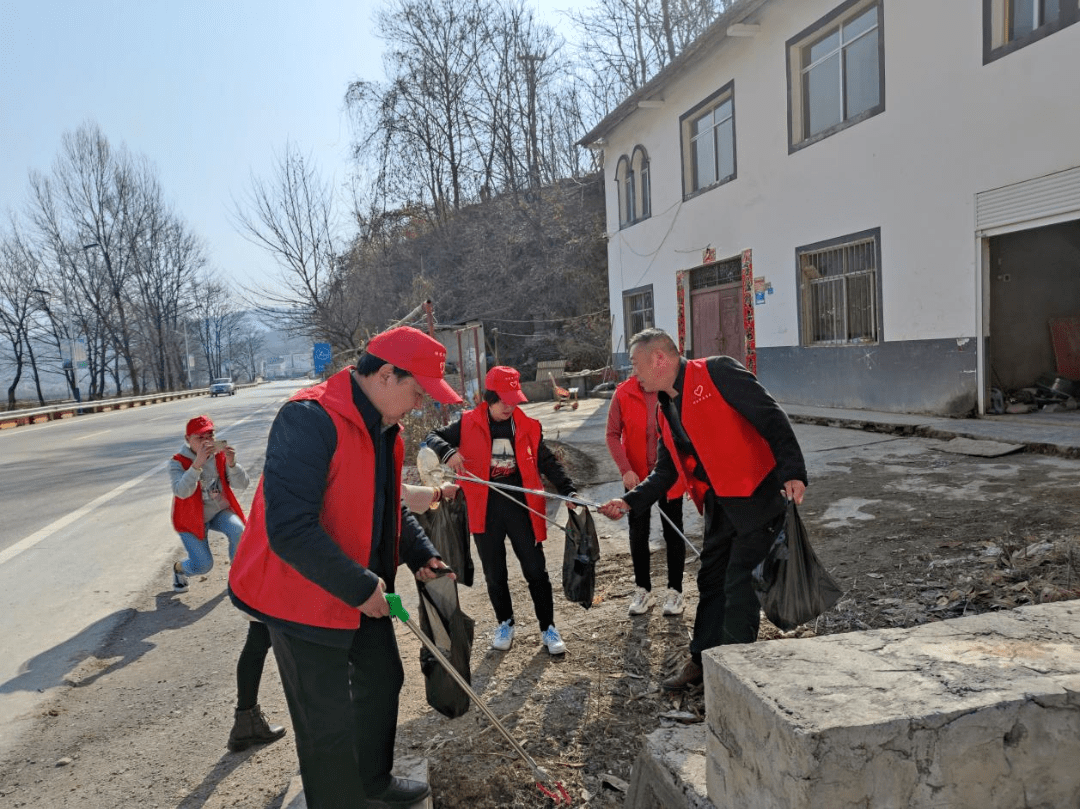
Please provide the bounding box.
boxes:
[2,427,1079,809]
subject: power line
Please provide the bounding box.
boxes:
[477,308,609,325]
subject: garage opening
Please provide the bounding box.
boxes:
[988,218,1080,410]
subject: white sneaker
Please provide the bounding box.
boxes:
[491,619,515,651]
[662,589,685,616]
[627,587,655,616]
[542,625,566,655]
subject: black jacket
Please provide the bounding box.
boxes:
[623,357,807,534]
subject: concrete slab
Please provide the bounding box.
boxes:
[703,603,1080,808]
[282,757,432,809]
[934,437,1023,457]
[624,725,716,809]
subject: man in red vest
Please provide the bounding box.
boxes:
[606,375,688,617]
[229,327,459,809]
[600,329,807,692]
[424,366,578,656]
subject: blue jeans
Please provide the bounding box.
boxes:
[177,509,245,575]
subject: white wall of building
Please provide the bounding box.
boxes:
[603,0,1080,355]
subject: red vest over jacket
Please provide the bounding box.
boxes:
[171,452,246,538]
[659,359,776,510]
[229,368,403,629]
[612,377,685,500]
[458,404,549,541]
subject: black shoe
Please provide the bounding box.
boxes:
[367,776,431,807]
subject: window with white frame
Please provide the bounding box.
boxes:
[983,0,1079,63]
[616,147,652,228]
[787,0,884,150]
[616,155,634,227]
[798,228,882,346]
[680,82,736,198]
[623,285,654,343]
[632,146,651,220]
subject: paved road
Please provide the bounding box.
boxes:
[0,380,305,756]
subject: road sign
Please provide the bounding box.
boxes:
[313,342,332,373]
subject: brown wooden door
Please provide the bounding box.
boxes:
[691,289,721,359]
[690,283,745,363]
[718,284,745,362]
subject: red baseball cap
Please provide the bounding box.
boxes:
[365,327,463,405]
[186,415,215,436]
[485,366,528,405]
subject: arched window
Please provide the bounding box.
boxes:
[631,146,651,221]
[616,155,634,227]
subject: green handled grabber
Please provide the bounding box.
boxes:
[384,593,569,804]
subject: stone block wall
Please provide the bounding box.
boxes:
[703,603,1080,808]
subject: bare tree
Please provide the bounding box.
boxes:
[568,0,728,117]
[232,142,361,348]
[348,0,580,214]
[128,180,205,391]
[0,227,47,408]
[23,122,166,397]
[231,315,268,383]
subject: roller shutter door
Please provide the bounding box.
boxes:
[976,165,1080,232]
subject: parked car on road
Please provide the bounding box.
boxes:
[209,378,235,397]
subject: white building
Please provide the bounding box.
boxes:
[580,0,1080,415]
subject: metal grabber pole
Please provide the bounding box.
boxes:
[384,594,570,805]
[458,468,702,560]
[418,445,701,558]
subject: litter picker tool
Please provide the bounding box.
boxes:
[418,446,702,559]
[419,446,603,509]
[417,446,568,532]
[385,593,570,805]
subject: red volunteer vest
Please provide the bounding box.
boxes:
[228,368,403,629]
[659,359,776,510]
[457,404,549,541]
[612,377,685,500]
[171,452,246,539]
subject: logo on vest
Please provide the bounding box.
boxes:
[690,383,713,405]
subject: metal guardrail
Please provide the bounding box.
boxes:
[0,384,256,429]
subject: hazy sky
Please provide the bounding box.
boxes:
[0,0,591,294]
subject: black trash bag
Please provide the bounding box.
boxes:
[415,574,475,719]
[752,500,843,631]
[562,506,601,609]
[415,489,474,587]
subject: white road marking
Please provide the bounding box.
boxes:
[0,403,278,568]
[72,429,112,442]
[0,461,168,567]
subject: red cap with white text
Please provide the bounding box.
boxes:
[365,327,462,404]
[485,366,528,405]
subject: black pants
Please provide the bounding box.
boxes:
[689,495,784,665]
[235,620,272,710]
[474,497,554,631]
[627,493,686,593]
[267,617,403,809]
